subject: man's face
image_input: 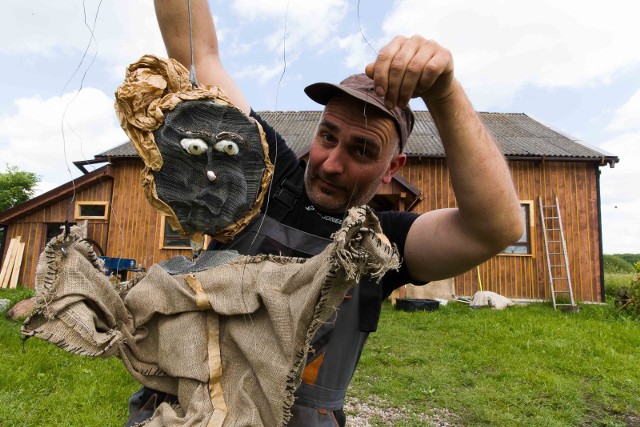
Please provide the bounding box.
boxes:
[305,95,405,214]
[152,100,267,235]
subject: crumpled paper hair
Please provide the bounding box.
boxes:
[114,54,273,242]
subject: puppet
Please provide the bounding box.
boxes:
[22,55,400,426]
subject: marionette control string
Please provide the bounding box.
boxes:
[60,0,104,236]
[341,0,381,216]
[60,0,126,271]
[187,0,199,88]
[236,0,290,335]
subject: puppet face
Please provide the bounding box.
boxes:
[152,100,267,236]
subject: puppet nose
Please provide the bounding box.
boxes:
[206,147,217,181]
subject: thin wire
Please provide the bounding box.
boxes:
[187,0,199,87]
[247,0,289,250]
[60,0,104,228]
[59,1,127,278]
[357,0,378,56]
[339,0,380,221]
[238,0,291,344]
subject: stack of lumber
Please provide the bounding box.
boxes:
[0,236,25,289]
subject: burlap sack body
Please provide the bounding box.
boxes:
[22,206,399,426]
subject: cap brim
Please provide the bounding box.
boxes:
[304,82,390,117]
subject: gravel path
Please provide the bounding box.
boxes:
[344,396,461,426]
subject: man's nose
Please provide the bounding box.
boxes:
[322,147,345,174]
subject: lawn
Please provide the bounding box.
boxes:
[1,286,639,426]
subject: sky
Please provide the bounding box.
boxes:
[0,0,638,254]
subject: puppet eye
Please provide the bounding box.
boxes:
[180,138,208,155]
[214,140,239,156]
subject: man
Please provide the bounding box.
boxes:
[127,1,524,425]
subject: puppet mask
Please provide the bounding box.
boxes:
[114,55,272,243]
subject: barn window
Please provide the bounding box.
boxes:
[160,215,190,249]
[75,201,109,220]
[501,201,533,255]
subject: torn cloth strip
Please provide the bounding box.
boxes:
[22,206,399,427]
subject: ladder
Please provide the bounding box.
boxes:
[538,195,576,309]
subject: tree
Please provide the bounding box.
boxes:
[0,164,40,212]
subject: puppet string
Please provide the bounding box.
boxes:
[340,0,381,220]
[187,0,199,87]
[60,0,104,225]
[60,0,128,275]
[237,0,291,343]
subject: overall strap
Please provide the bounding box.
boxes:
[267,162,306,222]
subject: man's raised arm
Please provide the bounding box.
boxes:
[154,0,250,114]
[366,35,524,282]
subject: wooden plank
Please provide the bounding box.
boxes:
[9,242,25,289]
[0,238,18,287]
[0,237,20,288]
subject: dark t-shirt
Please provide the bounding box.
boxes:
[250,110,420,299]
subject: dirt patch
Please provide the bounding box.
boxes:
[345,395,461,426]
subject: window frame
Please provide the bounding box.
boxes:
[159,215,191,250]
[499,200,534,257]
[74,201,109,220]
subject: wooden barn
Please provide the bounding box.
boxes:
[0,111,618,302]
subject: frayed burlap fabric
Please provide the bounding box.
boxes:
[22,206,399,427]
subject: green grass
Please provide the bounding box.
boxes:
[1,288,640,426]
[0,289,138,427]
[349,302,640,426]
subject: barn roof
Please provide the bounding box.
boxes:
[92,111,618,167]
[0,165,113,224]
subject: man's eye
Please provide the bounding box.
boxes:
[180,138,208,155]
[214,140,239,156]
[321,134,336,144]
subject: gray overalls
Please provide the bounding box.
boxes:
[220,178,384,426]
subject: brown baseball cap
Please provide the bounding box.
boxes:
[304,73,415,152]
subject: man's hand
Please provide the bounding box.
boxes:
[364,35,455,109]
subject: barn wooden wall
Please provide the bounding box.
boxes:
[8,157,604,302]
[106,159,189,270]
[4,178,113,288]
[398,158,603,302]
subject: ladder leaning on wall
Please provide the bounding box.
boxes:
[538,195,577,310]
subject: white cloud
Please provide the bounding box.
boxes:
[336,32,376,70]
[602,96,640,258]
[235,63,288,85]
[599,127,640,253]
[0,88,126,191]
[380,0,640,108]
[601,199,640,254]
[608,90,640,132]
[229,0,349,58]
[2,0,166,81]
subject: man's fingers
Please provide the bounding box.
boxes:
[384,36,423,108]
[367,35,406,102]
[396,43,436,107]
[366,35,455,108]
